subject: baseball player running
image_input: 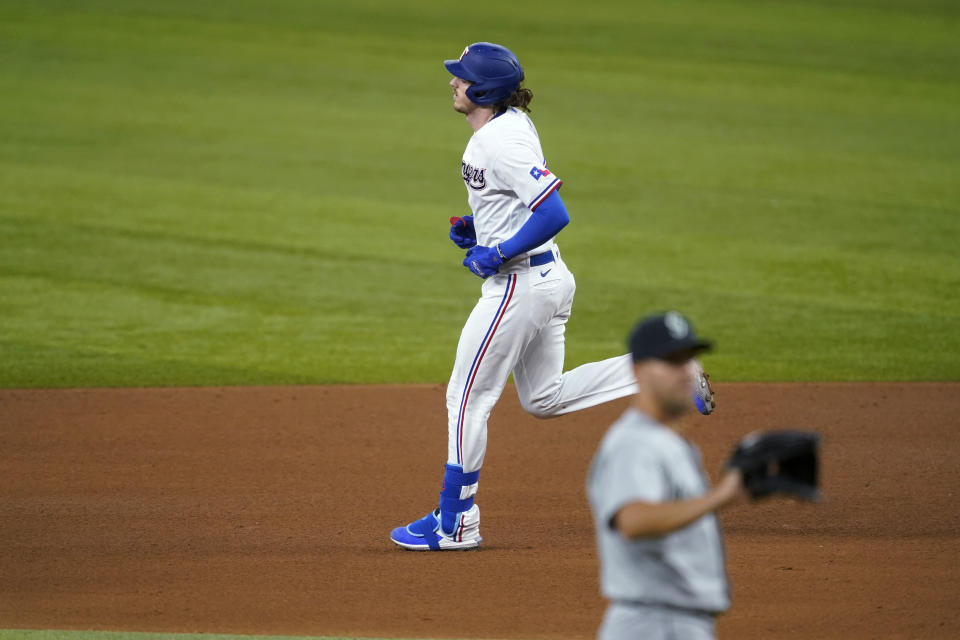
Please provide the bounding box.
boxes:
[390,43,715,551]
[587,312,743,639]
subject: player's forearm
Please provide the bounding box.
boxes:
[615,487,733,539]
[498,190,569,259]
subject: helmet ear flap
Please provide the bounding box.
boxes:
[466,85,491,105]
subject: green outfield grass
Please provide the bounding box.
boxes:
[1,0,958,386]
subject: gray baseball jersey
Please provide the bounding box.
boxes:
[587,408,731,614]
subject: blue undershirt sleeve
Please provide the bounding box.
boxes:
[498,190,570,260]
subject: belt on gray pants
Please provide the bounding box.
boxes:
[613,600,720,621]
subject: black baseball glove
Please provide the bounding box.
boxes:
[726,430,821,500]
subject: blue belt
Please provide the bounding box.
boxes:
[529,251,554,267]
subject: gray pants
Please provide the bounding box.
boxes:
[599,602,717,640]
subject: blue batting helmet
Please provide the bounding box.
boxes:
[444,42,523,106]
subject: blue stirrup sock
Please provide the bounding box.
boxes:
[439,463,480,536]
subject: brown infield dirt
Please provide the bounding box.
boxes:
[1,382,958,639]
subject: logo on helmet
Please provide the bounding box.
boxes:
[462,161,487,190]
[460,46,469,61]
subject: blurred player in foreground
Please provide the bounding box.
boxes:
[587,311,741,639]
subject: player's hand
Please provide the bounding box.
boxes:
[715,469,747,506]
[449,216,477,249]
[463,245,503,279]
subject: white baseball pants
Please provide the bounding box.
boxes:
[446,250,637,474]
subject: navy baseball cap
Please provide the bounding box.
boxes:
[629,311,713,362]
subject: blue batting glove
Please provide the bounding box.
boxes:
[449,215,477,249]
[463,245,503,279]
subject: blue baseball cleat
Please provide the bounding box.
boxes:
[691,359,716,415]
[391,505,482,551]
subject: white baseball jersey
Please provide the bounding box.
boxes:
[445,108,638,483]
[460,107,562,258]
